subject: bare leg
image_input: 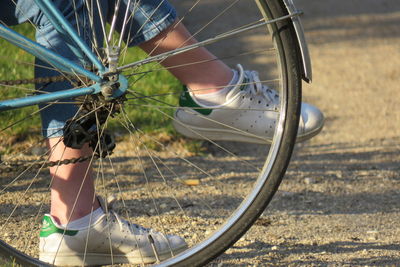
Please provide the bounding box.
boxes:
[48,21,229,224]
[47,138,99,225]
[139,21,233,94]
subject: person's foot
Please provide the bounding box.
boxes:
[173,64,324,144]
[39,197,187,266]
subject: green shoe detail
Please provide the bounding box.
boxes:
[40,215,78,238]
[179,78,248,115]
[179,86,212,116]
[240,77,250,91]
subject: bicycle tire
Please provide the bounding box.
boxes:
[159,0,302,265]
[0,0,303,265]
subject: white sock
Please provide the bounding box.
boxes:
[62,207,104,230]
[192,69,239,106]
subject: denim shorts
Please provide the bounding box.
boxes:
[1,0,177,138]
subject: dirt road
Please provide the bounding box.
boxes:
[1,1,399,266]
[210,0,400,265]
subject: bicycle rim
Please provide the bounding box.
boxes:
[0,0,302,266]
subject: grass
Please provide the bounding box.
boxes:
[0,24,38,138]
[0,24,205,266]
[0,23,182,149]
[0,258,16,267]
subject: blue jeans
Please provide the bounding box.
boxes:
[1,0,176,138]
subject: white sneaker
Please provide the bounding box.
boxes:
[173,64,324,144]
[39,197,187,266]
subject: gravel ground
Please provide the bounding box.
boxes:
[1,0,399,266]
[210,0,400,265]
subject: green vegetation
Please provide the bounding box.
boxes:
[0,24,38,137]
[0,24,182,144]
[0,256,17,267]
[117,48,181,134]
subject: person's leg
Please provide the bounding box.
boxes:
[31,1,187,264]
[130,15,324,142]
[115,0,234,102]
[47,139,98,224]
[139,21,233,95]
[30,0,102,225]
[0,0,100,224]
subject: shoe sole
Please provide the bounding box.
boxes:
[173,118,324,144]
[39,245,188,266]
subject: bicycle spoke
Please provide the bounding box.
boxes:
[124,47,276,76]
[116,13,299,73]
[124,77,279,102]
[0,0,306,265]
[0,17,81,86]
[127,88,277,144]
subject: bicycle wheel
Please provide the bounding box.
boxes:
[0,0,303,266]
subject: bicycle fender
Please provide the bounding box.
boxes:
[282,0,312,83]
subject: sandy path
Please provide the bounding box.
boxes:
[209,0,400,265]
[1,1,399,266]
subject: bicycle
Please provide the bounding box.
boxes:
[0,0,313,266]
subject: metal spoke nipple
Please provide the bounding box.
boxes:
[148,234,160,263]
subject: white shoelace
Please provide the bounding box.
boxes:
[243,70,278,104]
[103,197,178,258]
[106,197,149,234]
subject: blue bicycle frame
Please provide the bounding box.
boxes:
[0,0,311,113]
[0,0,113,112]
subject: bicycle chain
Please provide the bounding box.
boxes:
[0,155,99,174]
[0,75,68,86]
[0,75,98,174]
